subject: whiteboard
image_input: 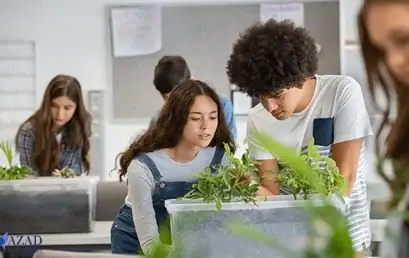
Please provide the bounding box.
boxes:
[110,6,162,57]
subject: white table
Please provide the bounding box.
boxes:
[8,175,389,246]
[8,222,112,246]
[8,217,387,246]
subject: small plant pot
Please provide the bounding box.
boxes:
[165,195,330,258]
[0,176,99,234]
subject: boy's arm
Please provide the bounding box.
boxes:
[257,159,280,195]
[332,139,363,196]
[332,78,373,196]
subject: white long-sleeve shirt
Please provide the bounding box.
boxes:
[124,147,228,256]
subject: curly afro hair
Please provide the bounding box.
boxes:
[226,19,318,97]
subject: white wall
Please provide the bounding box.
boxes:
[0,0,385,184]
[0,0,264,180]
[0,0,113,178]
[0,0,145,178]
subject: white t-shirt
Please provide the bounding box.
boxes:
[247,74,373,251]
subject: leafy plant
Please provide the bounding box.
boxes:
[228,131,355,258]
[226,203,354,258]
[276,138,345,200]
[154,132,404,258]
[183,143,260,211]
[0,139,32,180]
[52,166,76,178]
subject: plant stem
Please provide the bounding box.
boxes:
[292,193,297,200]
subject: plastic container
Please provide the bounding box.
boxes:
[165,195,332,258]
[0,176,99,234]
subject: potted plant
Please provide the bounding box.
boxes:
[275,138,345,201]
[223,131,355,258]
[52,166,76,178]
[0,140,32,180]
[181,143,260,211]
[0,138,99,235]
[164,133,346,258]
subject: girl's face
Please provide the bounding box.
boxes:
[366,3,409,85]
[51,96,77,128]
[181,95,219,148]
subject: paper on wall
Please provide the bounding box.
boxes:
[110,6,162,57]
[260,3,304,27]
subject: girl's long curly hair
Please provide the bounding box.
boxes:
[116,79,235,182]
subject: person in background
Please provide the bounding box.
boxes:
[226,19,372,258]
[15,74,92,176]
[110,79,235,256]
[358,1,409,257]
[150,55,237,139]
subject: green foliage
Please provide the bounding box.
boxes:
[0,139,13,167]
[236,131,355,258]
[276,138,345,200]
[151,131,406,258]
[0,139,32,180]
[52,166,76,178]
[183,143,260,211]
[226,203,354,258]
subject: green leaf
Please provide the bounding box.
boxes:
[0,139,32,180]
[215,198,222,211]
[0,139,14,167]
[182,142,260,210]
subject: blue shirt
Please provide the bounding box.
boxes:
[218,94,237,139]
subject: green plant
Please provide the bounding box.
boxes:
[228,131,355,258]
[52,166,76,178]
[0,139,32,180]
[151,132,406,258]
[275,138,345,200]
[183,143,260,211]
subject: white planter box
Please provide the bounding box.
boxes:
[165,195,334,258]
[0,176,99,234]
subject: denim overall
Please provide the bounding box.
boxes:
[110,146,225,255]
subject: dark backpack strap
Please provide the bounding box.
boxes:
[135,154,162,181]
[209,146,226,173]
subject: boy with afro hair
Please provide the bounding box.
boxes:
[227,19,372,257]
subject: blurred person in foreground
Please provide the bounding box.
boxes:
[358,1,409,257]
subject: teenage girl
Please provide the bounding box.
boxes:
[358,1,409,256]
[110,79,235,256]
[15,74,92,176]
